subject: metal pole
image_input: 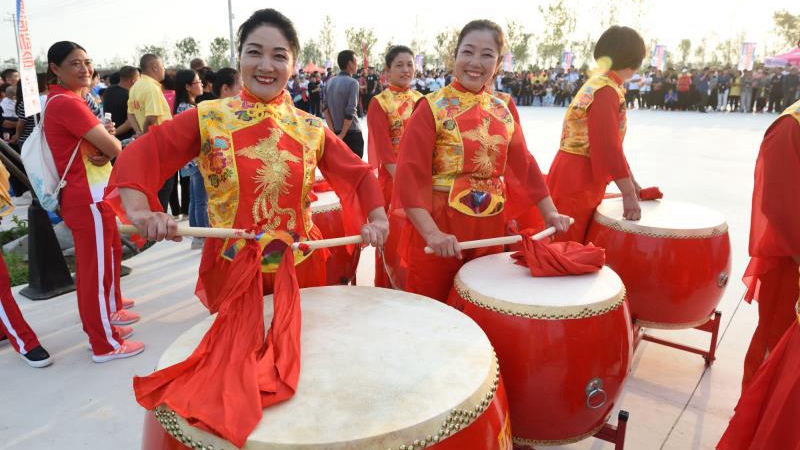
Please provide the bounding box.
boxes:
[227,0,236,67]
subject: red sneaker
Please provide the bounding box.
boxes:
[121,298,135,309]
[87,326,133,350]
[92,340,145,363]
[110,309,140,326]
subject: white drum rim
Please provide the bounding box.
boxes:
[150,286,501,450]
[593,199,729,239]
[310,190,341,214]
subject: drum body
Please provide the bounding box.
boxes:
[141,286,512,450]
[311,191,360,285]
[450,253,632,445]
[585,199,731,329]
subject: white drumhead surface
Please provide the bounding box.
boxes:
[156,286,496,449]
[457,253,623,310]
[310,190,340,212]
[594,198,727,237]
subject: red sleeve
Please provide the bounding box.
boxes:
[366,99,395,169]
[749,116,800,258]
[47,95,98,139]
[318,127,384,234]
[587,87,630,181]
[507,98,521,123]
[505,119,550,219]
[105,108,201,214]
[393,98,437,211]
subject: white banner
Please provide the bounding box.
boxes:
[738,42,757,71]
[16,0,40,117]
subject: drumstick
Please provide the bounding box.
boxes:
[291,235,363,251]
[423,218,575,255]
[117,224,257,240]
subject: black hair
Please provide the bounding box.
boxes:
[454,20,506,64]
[1,68,18,82]
[139,53,159,72]
[14,77,23,109]
[162,70,176,91]
[173,69,198,114]
[338,50,356,71]
[36,73,47,93]
[593,26,646,71]
[212,67,239,97]
[119,65,138,81]
[385,45,414,67]
[237,8,300,58]
[46,41,87,85]
[109,71,120,85]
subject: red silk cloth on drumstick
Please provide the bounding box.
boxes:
[639,186,663,200]
[511,229,605,277]
[132,240,302,448]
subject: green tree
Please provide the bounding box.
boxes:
[506,20,532,69]
[536,0,575,67]
[772,10,800,49]
[208,37,231,70]
[319,15,335,65]
[434,28,459,70]
[174,37,200,69]
[301,39,322,65]
[136,44,169,65]
[694,37,708,66]
[678,39,691,66]
[409,16,427,57]
[344,27,378,67]
[571,33,594,68]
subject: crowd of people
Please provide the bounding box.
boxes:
[0,7,796,450]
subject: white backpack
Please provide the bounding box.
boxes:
[20,94,82,212]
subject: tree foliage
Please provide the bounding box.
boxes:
[772,10,800,50]
[506,20,532,69]
[301,39,322,65]
[536,0,575,67]
[344,27,378,66]
[174,37,200,69]
[319,15,335,66]
[208,37,231,70]
[678,39,691,66]
[136,44,169,65]
[434,28,459,70]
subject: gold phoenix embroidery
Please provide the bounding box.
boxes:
[461,116,506,178]
[236,128,301,231]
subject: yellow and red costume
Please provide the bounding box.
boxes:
[392,80,549,301]
[741,99,800,387]
[492,90,521,123]
[367,84,423,288]
[540,71,631,243]
[107,89,383,312]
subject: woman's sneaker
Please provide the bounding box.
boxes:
[121,298,135,309]
[21,346,53,368]
[91,341,145,363]
[110,309,140,326]
[86,326,134,350]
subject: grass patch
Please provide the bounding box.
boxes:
[0,216,28,247]
[3,251,27,286]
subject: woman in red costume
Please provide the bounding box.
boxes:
[392,19,571,302]
[544,26,646,243]
[740,98,800,388]
[367,45,422,287]
[107,9,388,313]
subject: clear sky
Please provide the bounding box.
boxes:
[0,0,797,68]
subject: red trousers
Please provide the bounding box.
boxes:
[60,201,123,355]
[374,168,393,288]
[0,253,41,354]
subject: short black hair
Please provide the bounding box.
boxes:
[139,53,160,71]
[385,45,414,67]
[237,8,300,59]
[338,50,356,71]
[109,71,120,85]
[1,68,18,82]
[213,67,239,97]
[119,65,138,81]
[593,26,646,71]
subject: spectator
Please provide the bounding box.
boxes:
[211,67,242,98]
[782,66,799,107]
[664,87,679,110]
[1,68,19,86]
[323,49,364,158]
[173,69,204,247]
[694,68,710,113]
[768,68,783,113]
[195,69,216,103]
[729,71,741,112]
[741,70,754,113]
[364,66,380,111]
[677,69,692,110]
[716,69,730,112]
[307,71,322,117]
[190,58,207,72]
[102,65,139,141]
[1,85,17,142]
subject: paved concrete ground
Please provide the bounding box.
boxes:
[0,108,777,449]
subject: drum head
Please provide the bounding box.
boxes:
[593,198,727,238]
[454,253,625,319]
[154,286,498,449]
[310,190,340,213]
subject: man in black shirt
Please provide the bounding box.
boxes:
[364,67,380,113]
[102,66,139,141]
[307,71,322,117]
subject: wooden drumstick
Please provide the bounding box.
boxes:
[291,235,363,251]
[118,224,257,240]
[423,218,575,255]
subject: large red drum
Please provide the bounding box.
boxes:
[585,198,731,329]
[311,191,360,285]
[142,286,513,450]
[449,253,632,446]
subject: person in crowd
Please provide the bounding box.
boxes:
[664,87,679,110]
[106,8,388,312]
[195,68,216,103]
[189,58,207,72]
[307,71,322,117]
[1,85,18,142]
[211,67,242,99]
[694,67,710,113]
[1,68,19,86]
[44,41,142,362]
[677,68,692,111]
[767,68,784,113]
[391,19,571,302]
[102,65,139,142]
[323,50,364,158]
[542,26,646,243]
[741,70,754,113]
[364,66,380,112]
[717,69,730,112]
[783,66,799,108]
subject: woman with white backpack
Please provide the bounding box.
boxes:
[43,41,143,363]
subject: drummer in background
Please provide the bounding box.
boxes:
[392,19,571,302]
[740,97,800,388]
[106,8,388,313]
[366,45,422,287]
[544,26,646,243]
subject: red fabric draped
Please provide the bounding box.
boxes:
[639,186,663,200]
[133,242,302,448]
[717,319,800,450]
[511,230,605,277]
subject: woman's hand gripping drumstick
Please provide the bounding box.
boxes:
[423,217,575,255]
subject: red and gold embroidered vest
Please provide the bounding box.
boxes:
[373,86,423,157]
[559,74,627,157]
[427,83,515,217]
[197,92,325,272]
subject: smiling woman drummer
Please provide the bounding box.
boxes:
[106,8,388,312]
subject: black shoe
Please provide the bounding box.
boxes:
[21,345,52,368]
